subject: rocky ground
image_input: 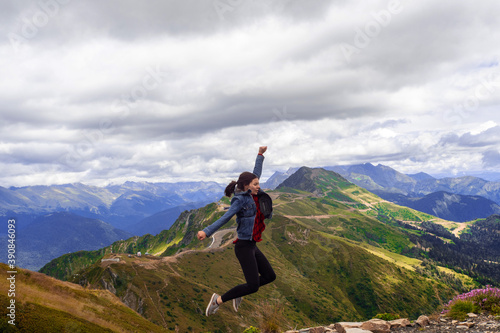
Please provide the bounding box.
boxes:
[393,314,500,333]
[285,313,500,333]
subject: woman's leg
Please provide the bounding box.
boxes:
[220,241,260,302]
[255,246,276,287]
[220,241,276,303]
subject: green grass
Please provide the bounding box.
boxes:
[0,297,114,333]
[0,263,166,333]
[37,167,472,331]
[56,215,460,332]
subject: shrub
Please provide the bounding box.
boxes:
[259,300,285,333]
[243,326,261,333]
[446,300,479,320]
[442,286,500,318]
[374,313,400,321]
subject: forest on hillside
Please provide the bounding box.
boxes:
[397,215,500,286]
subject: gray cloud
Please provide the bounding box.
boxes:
[4,0,334,46]
[1,0,500,186]
[456,126,500,147]
[483,150,500,168]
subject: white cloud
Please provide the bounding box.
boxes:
[1,0,500,186]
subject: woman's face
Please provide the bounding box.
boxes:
[245,178,260,195]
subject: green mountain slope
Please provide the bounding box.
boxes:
[0,263,165,333]
[59,222,457,332]
[40,201,230,280]
[35,167,481,331]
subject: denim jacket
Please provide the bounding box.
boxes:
[202,154,269,240]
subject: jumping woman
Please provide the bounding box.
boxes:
[197,146,276,316]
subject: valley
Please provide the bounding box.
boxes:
[3,167,500,331]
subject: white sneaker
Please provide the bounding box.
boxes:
[233,297,242,312]
[205,293,220,317]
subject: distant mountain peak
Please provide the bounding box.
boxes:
[276,166,350,195]
[276,166,318,193]
[407,172,435,181]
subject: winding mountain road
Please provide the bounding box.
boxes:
[209,227,236,249]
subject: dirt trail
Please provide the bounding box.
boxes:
[209,227,236,248]
[452,223,468,237]
[283,214,332,220]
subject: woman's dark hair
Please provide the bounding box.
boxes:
[224,172,257,197]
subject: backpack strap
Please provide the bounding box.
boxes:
[257,191,273,219]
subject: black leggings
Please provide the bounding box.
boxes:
[221,240,276,303]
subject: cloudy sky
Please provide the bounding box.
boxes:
[1,0,500,187]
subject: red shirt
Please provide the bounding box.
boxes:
[252,194,266,242]
[233,194,266,243]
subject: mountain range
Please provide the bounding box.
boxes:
[264,163,500,222]
[33,166,500,332]
[326,163,500,203]
[0,212,133,271]
[0,181,224,233]
[0,181,224,271]
[372,190,500,222]
[3,162,500,274]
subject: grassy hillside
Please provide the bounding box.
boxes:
[36,167,491,331]
[64,220,458,332]
[40,202,230,280]
[0,263,164,332]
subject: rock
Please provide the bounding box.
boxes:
[294,327,333,333]
[467,312,478,318]
[459,321,475,328]
[389,318,411,328]
[360,319,390,333]
[334,322,363,333]
[345,329,372,333]
[415,315,430,327]
[297,312,500,333]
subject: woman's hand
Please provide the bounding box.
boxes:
[197,230,207,241]
[259,146,267,155]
